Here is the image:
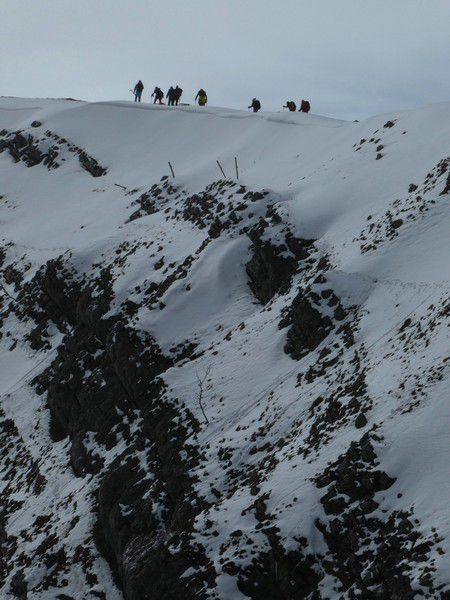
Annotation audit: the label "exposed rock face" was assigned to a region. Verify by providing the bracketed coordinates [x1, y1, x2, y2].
[78, 150, 107, 177]
[314, 433, 441, 599]
[245, 240, 297, 305]
[0, 132, 47, 168]
[285, 294, 333, 359]
[355, 156, 450, 253]
[227, 495, 321, 600]
[95, 462, 211, 600]
[16, 256, 219, 599]
[0, 129, 107, 176]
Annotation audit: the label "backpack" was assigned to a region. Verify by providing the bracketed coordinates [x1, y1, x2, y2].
[287, 101, 296, 112]
[254, 100, 261, 110]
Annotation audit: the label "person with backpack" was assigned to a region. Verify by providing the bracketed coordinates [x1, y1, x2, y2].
[248, 98, 261, 113]
[283, 101, 296, 112]
[166, 86, 176, 106]
[195, 89, 208, 106]
[174, 86, 183, 105]
[152, 87, 164, 104]
[133, 80, 144, 103]
[299, 99, 311, 113]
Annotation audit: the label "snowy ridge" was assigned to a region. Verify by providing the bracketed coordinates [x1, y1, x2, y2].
[0, 98, 449, 599]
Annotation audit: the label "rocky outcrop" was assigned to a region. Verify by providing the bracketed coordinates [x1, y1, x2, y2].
[223, 495, 321, 599]
[0, 129, 107, 176]
[78, 151, 107, 177]
[22, 257, 215, 598]
[284, 294, 333, 359]
[314, 433, 441, 599]
[0, 131, 55, 168]
[246, 241, 297, 305]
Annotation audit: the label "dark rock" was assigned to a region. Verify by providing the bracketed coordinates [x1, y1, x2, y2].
[399, 318, 412, 332]
[10, 570, 27, 599]
[20, 255, 213, 598]
[78, 151, 107, 177]
[313, 434, 439, 597]
[233, 497, 321, 599]
[246, 241, 297, 304]
[440, 170, 450, 196]
[391, 218, 403, 229]
[284, 234, 314, 259]
[355, 412, 368, 428]
[285, 294, 332, 359]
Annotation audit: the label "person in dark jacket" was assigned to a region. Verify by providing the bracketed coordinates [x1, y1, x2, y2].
[248, 98, 261, 113]
[167, 86, 176, 106]
[283, 100, 297, 112]
[152, 87, 164, 104]
[195, 89, 208, 106]
[174, 86, 183, 105]
[133, 80, 144, 102]
[299, 99, 311, 113]
[283, 101, 296, 112]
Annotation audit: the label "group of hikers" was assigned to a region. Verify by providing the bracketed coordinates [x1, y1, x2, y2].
[248, 98, 310, 113]
[284, 99, 311, 113]
[133, 80, 206, 106]
[133, 81, 310, 113]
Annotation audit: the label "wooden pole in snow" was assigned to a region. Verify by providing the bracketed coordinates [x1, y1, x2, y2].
[234, 156, 239, 180]
[168, 161, 175, 178]
[216, 160, 226, 179]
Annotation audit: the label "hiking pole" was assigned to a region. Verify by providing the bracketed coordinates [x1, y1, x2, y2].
[216, 160, 226, 179]
[234, 157, 239, 180]
[168, 162, 175, 178]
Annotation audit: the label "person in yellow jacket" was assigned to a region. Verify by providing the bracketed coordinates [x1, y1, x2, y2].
[195, 89, 208, 106]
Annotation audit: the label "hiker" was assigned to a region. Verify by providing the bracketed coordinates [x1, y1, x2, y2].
[299, 99, 311, 113]
[248, 98, 261, 113]
[167, 86, 176, 106]
[133, 80, 144, 103]
[195, 89, 208, 106]
[152, 87, 164, 104]
[283, 101, 296, 112]
[174, 86, 183, 105]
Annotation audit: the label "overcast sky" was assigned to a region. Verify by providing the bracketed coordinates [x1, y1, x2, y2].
[1, 0, 449, 120]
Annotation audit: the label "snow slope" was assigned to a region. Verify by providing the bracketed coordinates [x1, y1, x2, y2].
[0, 97, 449, 599]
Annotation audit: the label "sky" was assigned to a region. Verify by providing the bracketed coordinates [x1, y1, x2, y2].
[1, 0, 449, 120]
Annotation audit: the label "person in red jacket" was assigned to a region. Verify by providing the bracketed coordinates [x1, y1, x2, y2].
[300, 99, 311, 113]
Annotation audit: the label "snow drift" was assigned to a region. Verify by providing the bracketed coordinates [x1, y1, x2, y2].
[0, 97, 449, 599]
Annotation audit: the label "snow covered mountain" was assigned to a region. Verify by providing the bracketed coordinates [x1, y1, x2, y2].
[0, 97, 449, 600]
